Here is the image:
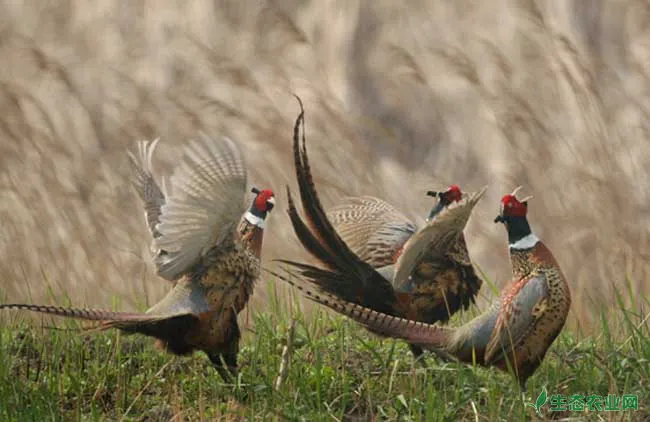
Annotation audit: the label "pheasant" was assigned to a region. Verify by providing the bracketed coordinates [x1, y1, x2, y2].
[326, 185, 464, 269]
[0, 134, 276, 382]
[276, 186, 571, 390]
[273, 98, 486, 361]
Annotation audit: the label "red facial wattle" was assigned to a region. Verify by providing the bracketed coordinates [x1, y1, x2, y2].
[444, 185, 463, 203]
[500, 194, 527, 217]
[254, 189, 275, 212]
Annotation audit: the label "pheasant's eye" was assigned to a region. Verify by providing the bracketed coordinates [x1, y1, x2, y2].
[507, 202, 513, 208]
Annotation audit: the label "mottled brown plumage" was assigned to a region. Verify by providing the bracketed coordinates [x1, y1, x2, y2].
[274, 98, 485, 360]
[325, 196, 417, 268]
[1, 134, 276, 382]
[276, 187, 571, 389]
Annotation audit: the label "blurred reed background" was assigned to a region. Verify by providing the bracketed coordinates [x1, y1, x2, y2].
[0, 0, 648, 335]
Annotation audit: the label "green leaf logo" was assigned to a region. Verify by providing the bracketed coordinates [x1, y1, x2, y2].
[525, 386, 548, 416]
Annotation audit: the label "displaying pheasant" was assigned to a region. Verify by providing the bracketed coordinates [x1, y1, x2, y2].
[277, 186, 571, 390]
[0, 134, 276, 382]
[274, 98, 486, 360]
[327, 185, 467, 268]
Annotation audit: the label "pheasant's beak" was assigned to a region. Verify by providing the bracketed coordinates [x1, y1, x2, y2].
[494, 214, 506, 224]
[266, 196, 276, 211]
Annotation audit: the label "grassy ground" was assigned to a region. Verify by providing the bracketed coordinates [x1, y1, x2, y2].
[0, 281, 648, 421]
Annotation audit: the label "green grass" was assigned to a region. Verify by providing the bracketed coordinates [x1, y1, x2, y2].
[0, 282, 648, 421]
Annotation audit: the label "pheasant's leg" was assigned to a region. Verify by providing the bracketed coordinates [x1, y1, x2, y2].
[409, 344, 428, 368]
[420, 345, 458, 364]
[207, 314, 241, 383]
[519, 379, 527, 395]
[208, 350, 238, 383]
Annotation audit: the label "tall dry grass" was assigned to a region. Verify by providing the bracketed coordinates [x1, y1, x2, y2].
[0, 0, 648, 334]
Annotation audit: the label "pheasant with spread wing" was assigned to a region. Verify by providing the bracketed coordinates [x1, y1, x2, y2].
[277, 187, 571, 390]
[1, 134, 276, 382]
[273, 99, 486, 360]
[327, 184, 469, 268]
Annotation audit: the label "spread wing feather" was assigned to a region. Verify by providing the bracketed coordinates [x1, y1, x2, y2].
[154, 133, 247, 280]
[327, 196, 417, 267]
[393, 186, 487, 286]
[128, 138, 166, 238]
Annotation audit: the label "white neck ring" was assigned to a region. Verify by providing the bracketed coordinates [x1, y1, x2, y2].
[244, 210, 265, 228]
[509, 233, 539, 250]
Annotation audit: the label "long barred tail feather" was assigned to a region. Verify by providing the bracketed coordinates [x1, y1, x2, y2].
[0, 303, 201, 342]
[0, 304, 160, 325]
[285, 187, 339, 270]
[290, 99, 351, 267]
[285, 97, 398, 313]
[273, 258, 373, 305]
[1, 303, 206, 357]
[265, 266, 449, 346]
[291, 97, 375, 274]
